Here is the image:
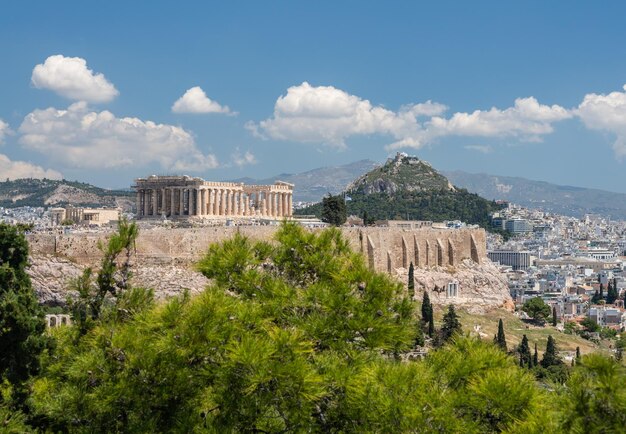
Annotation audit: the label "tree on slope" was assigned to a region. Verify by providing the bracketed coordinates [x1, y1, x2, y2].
[522, 297, 551, 324]
[440, 305, 462, 343]
[519, 334, 531, 368]
[496, 318, 506, 351]
[407, 262, 415, 299]
[321, 194, 347, 226]
[421, 291, 434, 337]
[541, 335, 562, 368]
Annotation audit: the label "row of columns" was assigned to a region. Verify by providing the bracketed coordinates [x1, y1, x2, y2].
[136, 187, 293, 218]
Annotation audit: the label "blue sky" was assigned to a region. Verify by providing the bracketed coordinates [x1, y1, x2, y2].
[2, 1, 626, 193]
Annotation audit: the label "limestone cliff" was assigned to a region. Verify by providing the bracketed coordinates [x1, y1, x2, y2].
[26, 226, 512, 313]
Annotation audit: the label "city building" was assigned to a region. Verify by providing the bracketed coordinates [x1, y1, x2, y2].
[488, 250, 531, 270]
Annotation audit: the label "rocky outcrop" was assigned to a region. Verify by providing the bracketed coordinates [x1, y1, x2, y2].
[347, 152, 454, 195]
[27, 254, 210, 306]
[398, 259, 513, 314]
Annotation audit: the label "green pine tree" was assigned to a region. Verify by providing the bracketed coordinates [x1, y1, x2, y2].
[552, 306, 557, 326]
[496, 318, 506, 351]
[0, 223, 47, 401]
[575, 346, 581, 364]
[533, 343, 539, 367]
[599, 283, 604, 301]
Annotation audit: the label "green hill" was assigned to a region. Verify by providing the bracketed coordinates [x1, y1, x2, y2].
[297, 153, 504, 228]
[0, 178, 134, 210]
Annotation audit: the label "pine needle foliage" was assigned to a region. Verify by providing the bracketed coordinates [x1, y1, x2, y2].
[26, 222, 626, 432]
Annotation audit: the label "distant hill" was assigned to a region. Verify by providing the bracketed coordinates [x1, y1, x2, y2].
[0, 178, 134, 211]
[443, 171, 626, 220]
[232, 159, 379, 203]
[298, 153, 504, 228]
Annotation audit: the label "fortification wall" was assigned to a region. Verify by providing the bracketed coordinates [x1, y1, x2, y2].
[27, 225, 486, 272]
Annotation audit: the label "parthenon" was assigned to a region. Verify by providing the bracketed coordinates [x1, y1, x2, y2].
[133, 175, 294, 219]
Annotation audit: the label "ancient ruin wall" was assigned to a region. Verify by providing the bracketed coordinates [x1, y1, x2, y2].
[28, 226, 486, 271]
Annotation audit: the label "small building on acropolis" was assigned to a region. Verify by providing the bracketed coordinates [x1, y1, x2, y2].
[50, 206, 121, 226]
[133, 175, 294, 219]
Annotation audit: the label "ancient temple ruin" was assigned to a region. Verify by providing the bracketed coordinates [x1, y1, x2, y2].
[133, 175, 294, 219]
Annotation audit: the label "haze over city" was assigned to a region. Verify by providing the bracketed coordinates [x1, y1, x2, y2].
[2, 1, 626, 193]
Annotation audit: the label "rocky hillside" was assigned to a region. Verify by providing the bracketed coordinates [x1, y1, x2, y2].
[0, 178, 134, 211]
[298, 153, 504, 228]
[348, 153, 454, 194]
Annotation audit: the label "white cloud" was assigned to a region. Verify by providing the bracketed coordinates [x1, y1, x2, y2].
[575, 84, 626, 159]
[250, 82, 425, 149]
[424, 97, 571, 143]
[18, 102, 218, 172]
[0, 154, 63, 180]
[31, 55, 119, 103]
[231, 149, 257, 168]
[0, 119, 11, 144]
[464, 144, 492, 154]
[172, 86, 234, 115]
[252, 82, 570, 151]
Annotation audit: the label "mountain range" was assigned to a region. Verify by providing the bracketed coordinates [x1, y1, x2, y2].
[442, 171, 626, 220]
[2, 158, 625, 220]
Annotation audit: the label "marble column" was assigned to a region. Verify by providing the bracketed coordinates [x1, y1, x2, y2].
[199, 189, 205, 216]
[136, 191, 141, 217]
[208, 189, 214, 215]
[288, 193, 293, 217]
[151, 190, 157, 216]
[189, 188, 195, 216]
[142, 190, 150, 217]
[278, 192, 285, 217]
[179, 188, 184, 216]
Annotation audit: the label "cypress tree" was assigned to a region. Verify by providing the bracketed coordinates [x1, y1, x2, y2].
[541, 335, 561, 368]
[422, 291, 434, 337]
[606, 280, 618, 304]
[440, 305, 462, 343]
[592, 290, 599, 304]
[575, 346, 581, 363]
[496, 318, 506, 351]
[599, 283, 604, 301]
[533, 343, 539, 367]
[408, 262, 415, 299]
[552, 306, 557, 326]
[519, 334, 531, 368]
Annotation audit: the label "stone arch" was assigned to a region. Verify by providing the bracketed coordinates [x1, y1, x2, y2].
[49, 316, 56, 327]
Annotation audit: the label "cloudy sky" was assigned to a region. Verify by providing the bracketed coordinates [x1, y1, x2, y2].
[2, 2, 626, 193]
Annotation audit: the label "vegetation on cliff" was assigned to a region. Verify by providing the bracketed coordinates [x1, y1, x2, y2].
[1, 222, 625, 432]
